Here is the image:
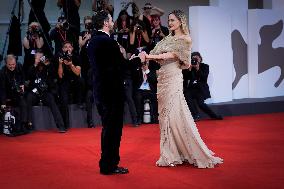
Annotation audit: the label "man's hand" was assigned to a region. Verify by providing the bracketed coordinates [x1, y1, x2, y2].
[119, 44, 127, 59]
[138, 51, 147, 62]
[59, 58, 64, 64]
[64, 60, 72, 66]
[84, 33, 92, 41]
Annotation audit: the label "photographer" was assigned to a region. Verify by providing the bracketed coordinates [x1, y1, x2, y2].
[92, 0, 114, 17]
[50, 16, 79, 56]
[79, 16, 95, 80]
[25, 51, 66, 133]
[129, 19, 150, 55]
[57, 0, 81, 39]
[139, 3, 165, 38]
[183, 52, 223, 121]
[79, 16, 96, 128]
[28, 0, 53, 57]
[57, 41, 83, 129]
[112, 10, 132, 58]
[23, 22, 44, 76]
[133, 61, 160, 124]
[150, 15, 169, 50]
[0, 55, 29, 132]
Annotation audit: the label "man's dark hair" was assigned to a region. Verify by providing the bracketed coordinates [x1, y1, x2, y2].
[191, 51, 203, 62]
[93, 10, 110, 30]
[62, 40, 73, 47]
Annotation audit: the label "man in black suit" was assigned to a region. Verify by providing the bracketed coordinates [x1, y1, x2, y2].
[87, 10, 142, 175]
[183, 52, 223, 121]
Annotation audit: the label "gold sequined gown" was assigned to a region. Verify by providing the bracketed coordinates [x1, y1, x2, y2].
[150, 35, 223, 168]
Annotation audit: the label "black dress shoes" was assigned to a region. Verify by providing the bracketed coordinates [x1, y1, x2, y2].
[100, 167, 129, 175]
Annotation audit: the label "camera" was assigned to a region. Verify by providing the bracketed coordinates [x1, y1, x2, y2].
[58, 16, 70, 31]
[27, 25, 41, 38]
[191, 57, 199, 66]
[59, 51, 72, 61]
[85, 23, 94, 31]
[62, 21, 70, 31]
[39, 56, 46, 63]
[135, 24, 143, 32]
[38, 56, 49, 67]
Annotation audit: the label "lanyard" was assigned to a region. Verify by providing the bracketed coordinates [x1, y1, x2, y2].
[58, 29, 67, 42]
[137, 34, 142, 48]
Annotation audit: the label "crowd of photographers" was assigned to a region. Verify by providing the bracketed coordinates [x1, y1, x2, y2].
[0, 0, 222, 135]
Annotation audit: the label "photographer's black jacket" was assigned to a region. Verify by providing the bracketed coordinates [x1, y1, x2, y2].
[0, 64, 25, 104]
[25, 63, 58, 95]
[182, 62, 211, 100]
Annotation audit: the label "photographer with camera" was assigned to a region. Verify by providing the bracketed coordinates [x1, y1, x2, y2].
[112, 9, 132, 58]
[92, 0, 114, 17]
[139, 3, 165, 38]
[79, 16, 96, 128]
[129, 19, 150, 55]
[150, 15, 169, 50]
[132, 61, 160, 124]
[0, 55, 30, 133]
[57, 41, 83, 130]
[23, 22, 44, 76]
[79, 16, 95, 80]
[57, 0, 81, 39]
[182, 52, 223, 121]
[25, 51, 66, 133]
[50, 16, 79, 56]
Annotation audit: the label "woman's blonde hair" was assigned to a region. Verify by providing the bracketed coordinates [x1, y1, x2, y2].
[169, 10, 189, 35]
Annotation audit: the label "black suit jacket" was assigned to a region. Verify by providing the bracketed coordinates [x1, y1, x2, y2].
[182, 62, 211, 100]
[87, 31, 141, 104]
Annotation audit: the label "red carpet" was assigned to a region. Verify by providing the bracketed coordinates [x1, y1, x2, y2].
[1, 113, 284, 189]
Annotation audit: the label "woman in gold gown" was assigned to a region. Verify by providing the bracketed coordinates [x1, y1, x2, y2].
[140, 10, 223, 168]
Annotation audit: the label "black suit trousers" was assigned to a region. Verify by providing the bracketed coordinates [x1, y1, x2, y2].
[97, 99, 124, 173]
